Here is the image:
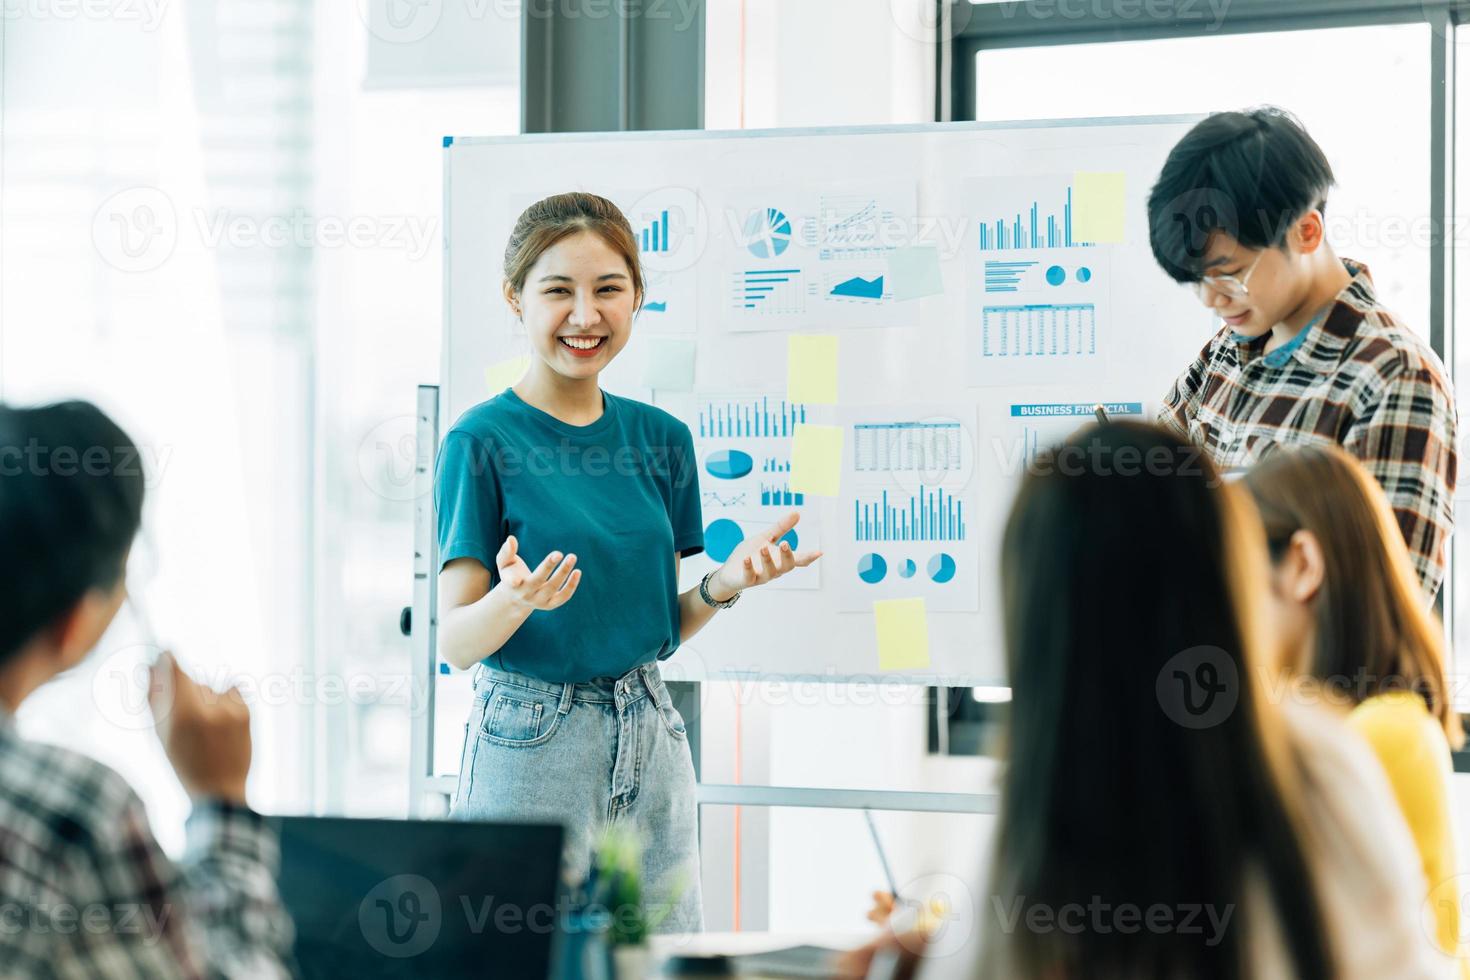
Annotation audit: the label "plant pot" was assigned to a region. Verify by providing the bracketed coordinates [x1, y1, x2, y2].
[613, 943, 653, 980]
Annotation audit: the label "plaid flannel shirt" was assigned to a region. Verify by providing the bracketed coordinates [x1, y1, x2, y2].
[0, 711, 294, 979]
[1160, 260, 1458, 600]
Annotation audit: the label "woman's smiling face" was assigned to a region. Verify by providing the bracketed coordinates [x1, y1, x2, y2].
[509, 230, 639, 380]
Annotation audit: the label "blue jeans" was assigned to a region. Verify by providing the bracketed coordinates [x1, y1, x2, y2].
[449, 661, 703, 934]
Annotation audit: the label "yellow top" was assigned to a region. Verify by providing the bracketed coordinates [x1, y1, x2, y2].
[1347, 691, 1465, 971]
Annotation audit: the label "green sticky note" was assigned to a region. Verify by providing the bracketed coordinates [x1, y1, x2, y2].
[787, 334, 839, 405]
[644, 338, 696, 392]
[1072, 172, 1127, 244]
[886, 246, 944, 302]
[485, 356, 531, 393]
[790, 423, 843, 497]
[875, 598, 931, 671]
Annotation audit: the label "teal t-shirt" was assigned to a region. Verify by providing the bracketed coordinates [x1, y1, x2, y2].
[435, 387, 704, 683]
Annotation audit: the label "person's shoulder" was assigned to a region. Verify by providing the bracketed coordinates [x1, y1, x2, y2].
[447, 391, 520, 439]
[443, 392, 533, 456]
[1344, 300, 1448, 387]
[1178, 324, 1238, 377]
[1280, 700, 1390, 800]
[606, 392, 692, 441]
[0, 734, 142, 854]
[1348, 691, 1449, 766]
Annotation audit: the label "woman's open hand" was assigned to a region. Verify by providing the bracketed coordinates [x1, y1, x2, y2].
[710, 511, 822, 599]
[493, 535, 581, 614]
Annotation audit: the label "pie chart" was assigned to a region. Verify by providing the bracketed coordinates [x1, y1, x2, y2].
[898, 559, 917, 579]
[928, 553, 957, 584]
[705, 519, 745, 563]
[858, 553, 887, 584]
[705, 449, 754, 480]
[743, 207, 792, 259]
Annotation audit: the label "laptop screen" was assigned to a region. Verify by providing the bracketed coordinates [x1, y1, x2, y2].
[269, 816, 565, 979]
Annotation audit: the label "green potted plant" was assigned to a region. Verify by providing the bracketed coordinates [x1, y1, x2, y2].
[592, 825, 650, 979]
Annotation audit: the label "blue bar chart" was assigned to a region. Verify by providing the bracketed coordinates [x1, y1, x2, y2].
[1007, 404, 1146, 470]
[761, 483, 804, 506]
[759, 458, 804, 506]
[1020, 426, 1042, 468]
[640, 209, 670, 253]
[854, 487, 966, 543]
[981, 303, 1097, 358]
[977, 185, 1093, 251]
[697, 397, 809, 439]
[984, 260, 1038, 293]
[731, 269, 805, 314]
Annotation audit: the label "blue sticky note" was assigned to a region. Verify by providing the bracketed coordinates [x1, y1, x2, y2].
[886, 246, 944, 302]
[644, 338, 697, 392]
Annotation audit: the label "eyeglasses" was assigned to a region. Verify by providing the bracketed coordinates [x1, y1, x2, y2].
[1194, 251, 1264, 299]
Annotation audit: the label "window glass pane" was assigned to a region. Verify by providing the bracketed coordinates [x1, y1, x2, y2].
[1, 2, 521, 835]
[975, 25, 1432, 333]
[0, 3, 316, 851]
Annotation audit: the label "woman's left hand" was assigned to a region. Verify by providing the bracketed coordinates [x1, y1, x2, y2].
[710, 511, 822, 599]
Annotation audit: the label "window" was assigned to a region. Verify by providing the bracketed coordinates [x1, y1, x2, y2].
[974, 25, 1433, 333]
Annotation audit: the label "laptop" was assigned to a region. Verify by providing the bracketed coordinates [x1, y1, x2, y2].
[269, 816, 565, 979]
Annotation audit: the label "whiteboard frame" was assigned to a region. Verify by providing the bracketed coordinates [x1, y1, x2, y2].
[441, 113, 1206, 149]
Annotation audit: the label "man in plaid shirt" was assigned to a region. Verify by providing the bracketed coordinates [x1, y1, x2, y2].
[0, 402, 294, 978]
[1148, 108, 1457, 599]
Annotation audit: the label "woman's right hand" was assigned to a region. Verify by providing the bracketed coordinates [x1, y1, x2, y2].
[867, 890, 896, 925]
[494, 534, 581, 614]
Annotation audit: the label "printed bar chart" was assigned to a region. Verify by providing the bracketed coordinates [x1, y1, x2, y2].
[977, 186, 1093, 251]
[698, 397, 809, 438]
[984, 260, 1038, 293]
[761, 482, 805, 506]
[732, 269, 804, 314]
[854, 487, 966, 543]
[853, 422, 962, 473]
[981, 303, 1097, 358]
[640, 209, 670, 253]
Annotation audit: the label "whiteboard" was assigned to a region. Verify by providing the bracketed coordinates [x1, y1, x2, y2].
[437, 116, 1214, 742]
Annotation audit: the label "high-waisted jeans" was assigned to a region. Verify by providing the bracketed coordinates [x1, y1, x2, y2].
[449, 661, 703, 934]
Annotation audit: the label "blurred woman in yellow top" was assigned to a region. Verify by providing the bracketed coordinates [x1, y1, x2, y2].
[1243, 444, 1466, 970]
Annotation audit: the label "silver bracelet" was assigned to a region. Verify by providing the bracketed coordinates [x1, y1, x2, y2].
[699, 570, 742, 610]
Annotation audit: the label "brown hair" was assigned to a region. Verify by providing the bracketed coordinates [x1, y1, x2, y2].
[502, 192, 644, 307]
[1243, 445, 1463, 747]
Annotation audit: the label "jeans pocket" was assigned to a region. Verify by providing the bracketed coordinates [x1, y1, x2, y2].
[655, 698, 688, 740]
[480, 685, 564, 747]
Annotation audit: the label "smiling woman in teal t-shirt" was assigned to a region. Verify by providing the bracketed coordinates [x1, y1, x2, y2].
[435, 191, 821, 933]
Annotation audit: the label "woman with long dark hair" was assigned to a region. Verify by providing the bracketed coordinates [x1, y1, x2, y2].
[883, 423, 1449, 980]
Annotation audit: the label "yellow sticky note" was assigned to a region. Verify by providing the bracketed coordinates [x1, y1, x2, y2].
[485, 356, 531, 394]
[787, 334, 839, 405]
[790, 423, 843, 497]
[1072, 172, 1127, 245]
[875, 598, 930, 671]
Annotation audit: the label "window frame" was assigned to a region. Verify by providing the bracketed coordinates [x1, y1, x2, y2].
[943, 0, 1464, 720]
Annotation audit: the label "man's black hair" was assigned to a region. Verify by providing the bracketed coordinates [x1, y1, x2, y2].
[0, 401, 145, 662]
[1147, 106, 1335, 283]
